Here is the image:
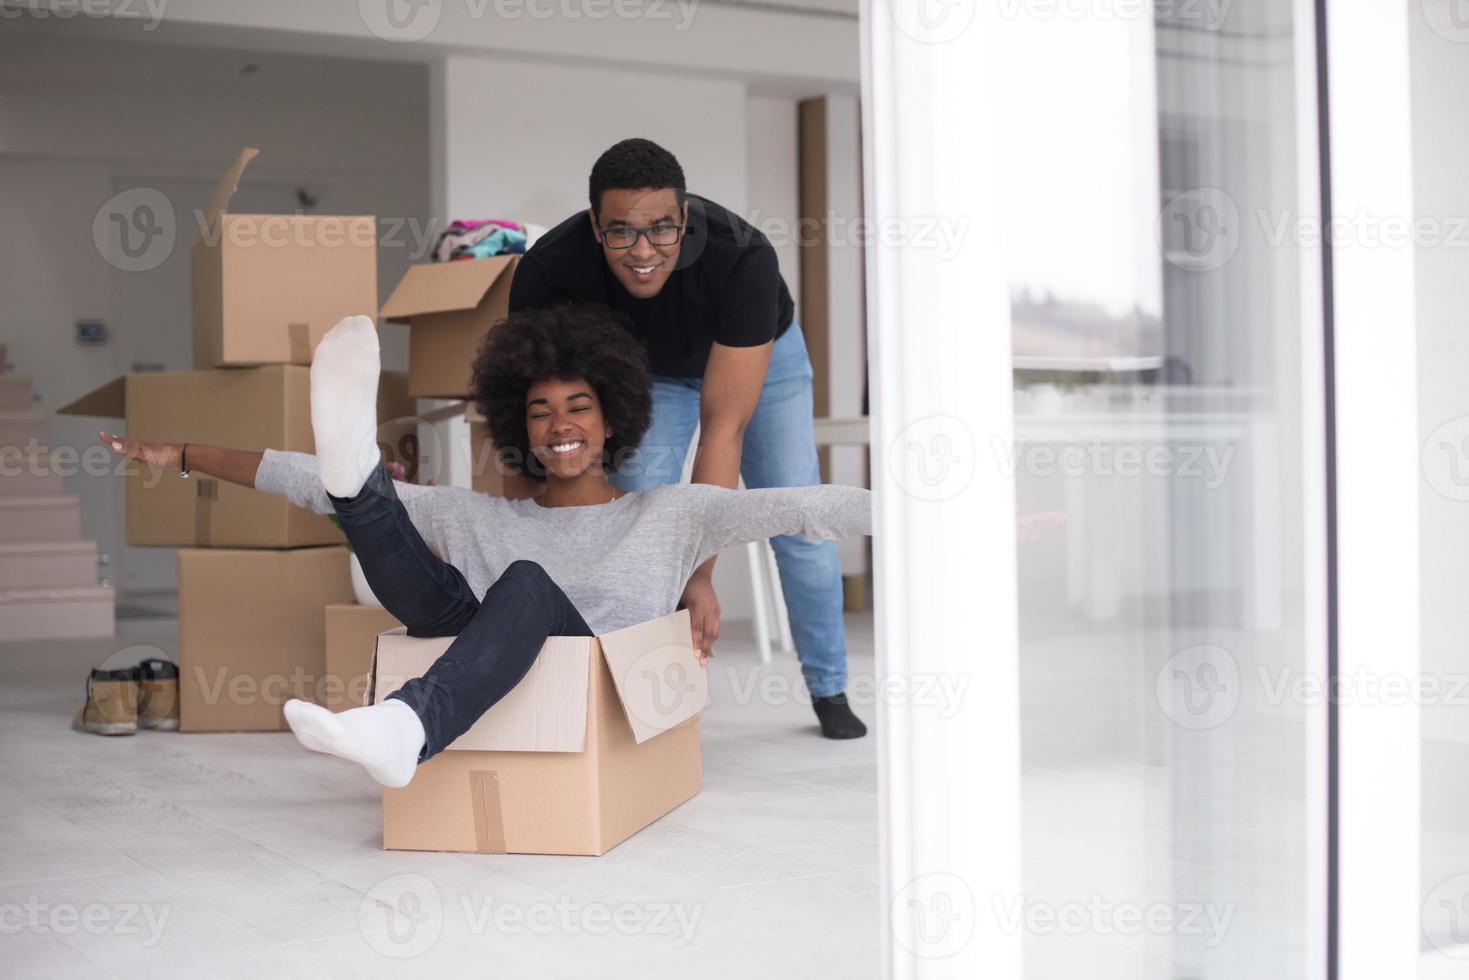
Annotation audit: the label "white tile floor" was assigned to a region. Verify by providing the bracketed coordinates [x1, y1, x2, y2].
[12, 601, 1465, 978]
[0, 608, 881, 979]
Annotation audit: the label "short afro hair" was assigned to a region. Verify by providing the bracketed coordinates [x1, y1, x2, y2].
[588, 138, 686, 214]
[471, 303, 652, 482]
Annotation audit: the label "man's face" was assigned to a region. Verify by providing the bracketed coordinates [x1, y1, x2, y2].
[590, 187, 686, 300]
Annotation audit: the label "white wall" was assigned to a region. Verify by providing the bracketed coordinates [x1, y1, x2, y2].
[1411, 4, 1469, 744]
[0, 36, 429, 595]
[432, 54, 747, 225]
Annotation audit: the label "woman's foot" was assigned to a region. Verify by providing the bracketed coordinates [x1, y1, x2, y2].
[283, 698, 425, 788]
[310, 315, 382, 498]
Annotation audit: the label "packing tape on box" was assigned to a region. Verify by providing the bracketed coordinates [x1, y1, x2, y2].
[469, 770, 507, 854]
[288, 323, 311, 365]
[195, 478, 217, 545]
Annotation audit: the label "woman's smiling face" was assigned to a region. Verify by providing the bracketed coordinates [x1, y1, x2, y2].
[524, 376, 613, 480]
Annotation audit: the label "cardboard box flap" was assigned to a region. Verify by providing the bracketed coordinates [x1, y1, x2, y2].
[596, 610, 708, 744]
[379, 255, 518, 321]
[370, 628, 592, 753]
[201, 147, 259, 239]
[57, 376, 126, 418]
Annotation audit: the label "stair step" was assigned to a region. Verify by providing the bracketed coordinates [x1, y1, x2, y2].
[0, 541, 98, 589]
[0, 495, 81, 543]
[0, 409, 46, 452]
[0, 375, 33, 411]
[0, 448, 63, 496]
[0, 584, 114, 641]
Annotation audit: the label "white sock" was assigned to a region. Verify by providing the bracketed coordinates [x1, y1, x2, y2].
[283, 697, 425, 788]
[310, 314, 382, 498]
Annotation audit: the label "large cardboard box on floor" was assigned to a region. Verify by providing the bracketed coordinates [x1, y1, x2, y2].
[59, 366, 412, 548]
[370, 610, 705, 856]
[324, 602, 402, 712]
[379, 255, 519, 399]
[178, 546, 353, 732]
[193, 148, 378, 369]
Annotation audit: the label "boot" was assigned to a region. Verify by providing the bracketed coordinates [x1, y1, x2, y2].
[71, 667, 139, 736]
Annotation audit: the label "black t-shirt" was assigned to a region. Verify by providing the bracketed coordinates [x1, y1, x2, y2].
[508, 194, 795, 378]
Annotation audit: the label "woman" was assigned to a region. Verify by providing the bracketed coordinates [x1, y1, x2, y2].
[101, 305, 871, 788]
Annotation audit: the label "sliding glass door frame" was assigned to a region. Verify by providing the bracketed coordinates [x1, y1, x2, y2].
[860, 0, 1421, 976]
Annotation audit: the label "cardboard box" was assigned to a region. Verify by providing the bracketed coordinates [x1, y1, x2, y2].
[380, 255, 519, 398]
[178, 546, 353, 732]
[324, 602, 402, 712]
[192, 148, 378, 369]
[0, 495, 80, 543]
[0, 585, 113, 640]
[0, 541, 97, 590]
[59, 367, 413, 548]
[370, 609, 706, 856]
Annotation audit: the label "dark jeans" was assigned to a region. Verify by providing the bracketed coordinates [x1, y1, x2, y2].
[328, 464, 593, 762]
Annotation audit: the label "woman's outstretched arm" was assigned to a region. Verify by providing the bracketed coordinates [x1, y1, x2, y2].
[686, 483, 873, 567]
[98, 434, 453, 549]
[100, 433, 263, 488]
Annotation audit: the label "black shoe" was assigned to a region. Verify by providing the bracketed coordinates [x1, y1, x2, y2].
[812, 693, 867, 739]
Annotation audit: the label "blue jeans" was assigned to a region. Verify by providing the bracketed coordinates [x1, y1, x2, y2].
[328, 464, 594, 762]
[610, 322, 849, 698]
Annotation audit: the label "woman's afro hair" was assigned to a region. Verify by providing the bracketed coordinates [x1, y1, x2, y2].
[470, 303, 653, 482]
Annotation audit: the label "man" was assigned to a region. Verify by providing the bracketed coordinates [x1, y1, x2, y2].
[508, 138, 865, 739]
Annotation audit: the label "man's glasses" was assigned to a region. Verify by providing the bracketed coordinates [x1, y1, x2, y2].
[597, 221, 686, 249]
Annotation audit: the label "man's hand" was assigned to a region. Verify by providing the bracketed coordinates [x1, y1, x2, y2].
[679, 574, 721, 666]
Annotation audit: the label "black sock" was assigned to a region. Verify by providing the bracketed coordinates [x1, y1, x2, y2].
[812, 693, 867, 739]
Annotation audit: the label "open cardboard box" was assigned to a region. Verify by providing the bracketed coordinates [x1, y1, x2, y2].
[379, 254, 519, 399]
[193, 148, 378, 369]
[59, 366, 412, 548]
[370, 609, 707, 856]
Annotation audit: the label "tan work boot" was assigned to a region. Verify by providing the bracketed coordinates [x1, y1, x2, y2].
[71, 667, 140, 736]
[136, 658, 179, 731]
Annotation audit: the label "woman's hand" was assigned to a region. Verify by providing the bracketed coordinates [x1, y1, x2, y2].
[98, 431, 182, 474]
[679, 574, 720, 667]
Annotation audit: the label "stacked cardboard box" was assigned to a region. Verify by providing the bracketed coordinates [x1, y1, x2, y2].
[59, 148, 398, 731]
[0, 369, 115, 641]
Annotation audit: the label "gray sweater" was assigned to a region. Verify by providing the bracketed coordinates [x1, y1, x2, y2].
[255, 450, 872, 634]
